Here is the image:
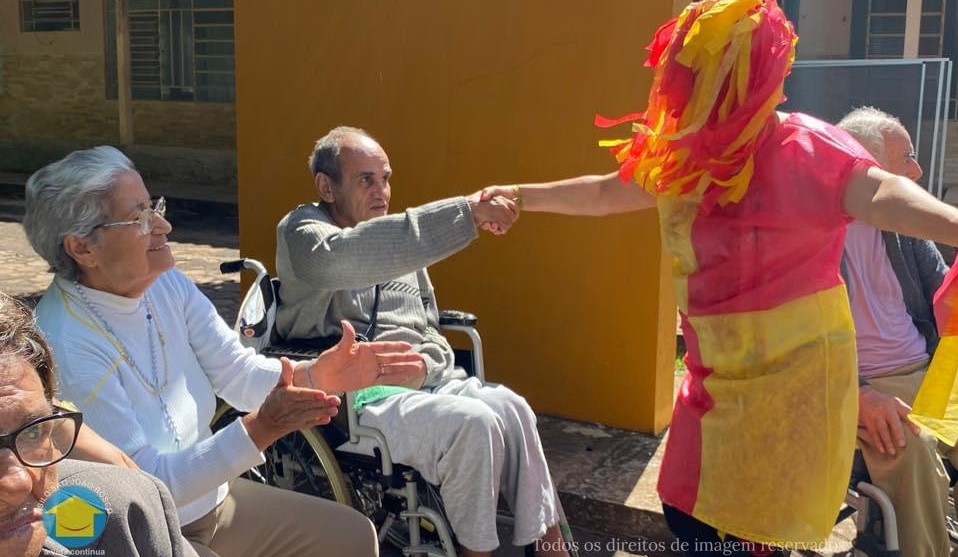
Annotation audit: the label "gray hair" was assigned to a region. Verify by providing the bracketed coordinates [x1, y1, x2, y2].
[307, 125, 375, 181]
[23, 146, 136, 280]
[837, 106, 907, 162]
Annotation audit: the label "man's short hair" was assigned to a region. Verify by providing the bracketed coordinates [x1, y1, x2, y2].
[307, 126, 376, 182]
[837, 106, 907, 162]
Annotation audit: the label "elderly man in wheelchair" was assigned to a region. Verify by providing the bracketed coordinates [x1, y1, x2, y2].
[256, 125, 569, 557]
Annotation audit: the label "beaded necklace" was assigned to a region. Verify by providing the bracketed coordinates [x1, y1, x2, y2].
[70, 281, 181, 448]
[73, 280, 169, 394]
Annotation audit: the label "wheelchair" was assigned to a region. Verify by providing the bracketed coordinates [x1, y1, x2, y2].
[212, 258, 577, 557]
[838, 452, 901, 557]
[839, 450, 958, 557]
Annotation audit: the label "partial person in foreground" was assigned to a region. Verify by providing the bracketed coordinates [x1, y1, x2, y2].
[24, 146, 426, 557]
[0, 290, 198, 557]
[838, 106, 954, 557]
[275, 126, 567, 557]
[483, 0, 958, 554]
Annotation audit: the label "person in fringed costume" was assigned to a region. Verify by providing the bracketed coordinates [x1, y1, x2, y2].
[481, 0, 958, 552]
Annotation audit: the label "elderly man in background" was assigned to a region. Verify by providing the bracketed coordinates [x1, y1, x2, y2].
[838, 106, 955, 557]
[275, 126, 568, 557]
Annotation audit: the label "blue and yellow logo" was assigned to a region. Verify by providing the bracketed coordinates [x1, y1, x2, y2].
[42, 486, 107, 548]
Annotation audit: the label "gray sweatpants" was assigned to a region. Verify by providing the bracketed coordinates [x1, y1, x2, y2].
[358, 377, 559, 552]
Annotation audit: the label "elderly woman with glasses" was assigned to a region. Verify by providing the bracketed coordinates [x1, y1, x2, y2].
[23, 146, 426, 557]
[0, 290, 199, 557]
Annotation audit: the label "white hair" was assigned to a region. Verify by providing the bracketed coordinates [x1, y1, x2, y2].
[836, 106, 907, 162]
[23, 146, 136, 280]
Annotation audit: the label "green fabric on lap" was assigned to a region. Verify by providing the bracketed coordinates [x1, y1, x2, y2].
[352, 385, 413, 411]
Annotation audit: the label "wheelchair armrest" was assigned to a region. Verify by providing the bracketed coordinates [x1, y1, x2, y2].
[439, 310, 477, 327]
[439, 311, 484, 381]
[345, 392, 398, 487]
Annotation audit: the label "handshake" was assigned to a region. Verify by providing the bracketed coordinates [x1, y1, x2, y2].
[467, 185, 523, 236]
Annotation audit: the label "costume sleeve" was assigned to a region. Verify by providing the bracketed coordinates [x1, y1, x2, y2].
[55, 342, 264, 507]
[770, 117, 878, 229]
[171, 270, 280, 411]
[281, 197, 478, 290]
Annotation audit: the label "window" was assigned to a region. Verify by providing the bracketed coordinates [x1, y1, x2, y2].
[20, 0, 80, 32]
[865, 0, 946, 58]
[105, 0, 234, 102]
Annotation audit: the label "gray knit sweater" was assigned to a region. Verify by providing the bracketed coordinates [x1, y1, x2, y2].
[275, 198, 478, 388]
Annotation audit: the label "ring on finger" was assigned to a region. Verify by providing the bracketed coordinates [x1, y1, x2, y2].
[377, 363, 386, 378]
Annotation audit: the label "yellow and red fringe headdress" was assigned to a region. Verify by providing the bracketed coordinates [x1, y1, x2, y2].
[597, 0, 797, 204]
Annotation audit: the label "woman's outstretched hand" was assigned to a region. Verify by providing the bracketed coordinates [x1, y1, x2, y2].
[297, 320, 426, 393]
[244, 357, 341, 450]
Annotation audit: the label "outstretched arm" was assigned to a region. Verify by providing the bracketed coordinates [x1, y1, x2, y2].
[293, 320, 427, 392]
[483, 172, 656, 217]
[844, 165, 958, 246]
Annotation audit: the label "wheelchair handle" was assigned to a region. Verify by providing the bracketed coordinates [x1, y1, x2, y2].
[219, 259, 246, 274]
[220, 258, 270, 278]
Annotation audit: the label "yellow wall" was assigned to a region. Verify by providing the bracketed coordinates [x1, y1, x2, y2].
[234, 0, 676, 432]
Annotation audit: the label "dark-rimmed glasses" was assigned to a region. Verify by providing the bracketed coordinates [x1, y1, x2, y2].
[0, 406, 82, 467]
[95, 197, 167, 235]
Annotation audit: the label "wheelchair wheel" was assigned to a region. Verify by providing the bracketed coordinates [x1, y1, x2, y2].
[335, 456, 457, 556]
[211, 403, 354, 506]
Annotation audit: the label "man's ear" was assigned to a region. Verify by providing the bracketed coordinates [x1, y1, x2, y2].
[315, 173, 336, 204]
[62, 234, 98, 270]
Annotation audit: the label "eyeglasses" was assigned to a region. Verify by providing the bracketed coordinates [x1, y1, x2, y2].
[95, 197, 167, 235]
[0, 406, 82, 468]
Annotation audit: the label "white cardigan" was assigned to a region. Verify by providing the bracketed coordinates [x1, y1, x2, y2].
[36, 269, 281, 525]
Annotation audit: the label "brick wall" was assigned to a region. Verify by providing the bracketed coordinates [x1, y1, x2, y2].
[0, 50, 236, 174]
[133, 101, 235, 149]
[0, 53, 116, 143]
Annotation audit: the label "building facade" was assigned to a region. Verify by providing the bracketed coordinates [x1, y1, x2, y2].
[0, 0, 235, 183]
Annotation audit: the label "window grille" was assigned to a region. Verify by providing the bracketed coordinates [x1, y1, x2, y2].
[866, 0, 946, 58]
[20, 0, 80, 32]
[105, 0, 234, 102]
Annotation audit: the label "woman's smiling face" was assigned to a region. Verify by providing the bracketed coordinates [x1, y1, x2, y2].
[77, 171, 175, 298]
